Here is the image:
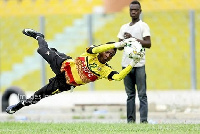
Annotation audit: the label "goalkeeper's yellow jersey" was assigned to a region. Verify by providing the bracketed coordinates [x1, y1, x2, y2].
[60, 43, 133, 86]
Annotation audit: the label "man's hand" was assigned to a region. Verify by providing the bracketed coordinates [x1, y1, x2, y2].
[123, 37, 137, 44]
[124, 32, 132, 39]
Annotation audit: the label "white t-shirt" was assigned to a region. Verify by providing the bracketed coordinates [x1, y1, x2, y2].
[117, 20, 150, 67]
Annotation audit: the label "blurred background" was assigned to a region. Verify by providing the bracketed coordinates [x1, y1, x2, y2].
[0, 0, 200, 123]
[0, 0, 200, 91]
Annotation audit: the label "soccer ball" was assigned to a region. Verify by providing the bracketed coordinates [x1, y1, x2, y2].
[123, 38, 144, 59]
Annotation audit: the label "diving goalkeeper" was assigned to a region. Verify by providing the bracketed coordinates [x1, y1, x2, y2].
[6, 29, 143, 114]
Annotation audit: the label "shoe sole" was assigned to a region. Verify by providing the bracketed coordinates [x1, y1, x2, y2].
[22, 28, 44, 39]
[22, 29, 36, 37]
[6, 106, 16, 114]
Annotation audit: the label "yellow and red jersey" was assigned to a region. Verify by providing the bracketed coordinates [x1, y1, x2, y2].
[60, 43, 133, 86]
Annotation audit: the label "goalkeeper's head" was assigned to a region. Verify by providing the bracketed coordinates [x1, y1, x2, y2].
[98, 49, 117, 64]
[97, 42, 117, 64]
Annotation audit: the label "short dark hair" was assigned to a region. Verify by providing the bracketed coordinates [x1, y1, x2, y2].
[130, 0, 141, 8]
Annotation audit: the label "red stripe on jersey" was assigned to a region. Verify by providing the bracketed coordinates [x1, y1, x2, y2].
[78, 57, 98, 82]
[64, 62, 79, 86]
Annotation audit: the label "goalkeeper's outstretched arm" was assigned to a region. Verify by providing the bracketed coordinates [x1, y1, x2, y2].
[87, 41, 125, 54]
[111, 60, 138, 81]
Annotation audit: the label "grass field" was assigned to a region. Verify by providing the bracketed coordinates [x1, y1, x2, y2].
[0, 122, 199, 134]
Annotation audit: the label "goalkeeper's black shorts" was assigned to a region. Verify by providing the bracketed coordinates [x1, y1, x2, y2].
[37, 38, 74, 92]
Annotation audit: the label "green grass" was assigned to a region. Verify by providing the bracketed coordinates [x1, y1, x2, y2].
[0, 122, 199, 134]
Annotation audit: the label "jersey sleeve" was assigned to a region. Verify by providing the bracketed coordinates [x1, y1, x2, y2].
[108, 71, 119, 80]
[111, 65, 133, 81]
[117, 24, 126, 39]
[142, 22, 151, 37]
[87, 43, 116, 54]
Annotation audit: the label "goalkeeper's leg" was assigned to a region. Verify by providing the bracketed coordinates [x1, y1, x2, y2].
[37, 37, 72, 74]
[23, 28, 72, 74]
[6, 73, 72, 114]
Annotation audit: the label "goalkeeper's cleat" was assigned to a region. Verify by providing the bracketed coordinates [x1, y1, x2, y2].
[22, 28, 44, 39]
[6, 102, 24, 114]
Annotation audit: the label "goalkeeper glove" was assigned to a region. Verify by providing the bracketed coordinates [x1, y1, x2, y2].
[130, 55, 141, 67]
[114, 41, 125, 48]
[129, 48, 145, 67]
[114, 37, 137, 48]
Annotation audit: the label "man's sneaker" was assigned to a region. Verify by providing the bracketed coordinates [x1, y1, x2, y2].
[22, 28, 44, 39]
[141, 120, 148, 124]
[6, 102, 24, 114]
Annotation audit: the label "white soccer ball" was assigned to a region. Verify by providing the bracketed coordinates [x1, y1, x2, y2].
[123, 38, 144, 59]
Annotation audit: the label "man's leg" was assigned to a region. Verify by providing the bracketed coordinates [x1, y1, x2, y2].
[6, 73, 72, 114]
[136, 66, 148, 123]
[123, 67, 136, 123]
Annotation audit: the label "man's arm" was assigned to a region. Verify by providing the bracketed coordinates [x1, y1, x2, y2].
[137, 36, 151, 48]
[118, 32, 151, 50]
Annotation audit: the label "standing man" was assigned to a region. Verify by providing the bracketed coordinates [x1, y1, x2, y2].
[117, 0, 151, 123]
